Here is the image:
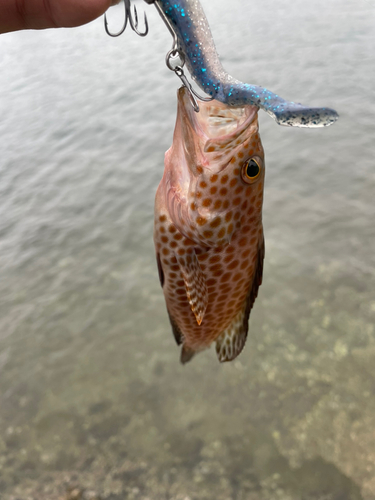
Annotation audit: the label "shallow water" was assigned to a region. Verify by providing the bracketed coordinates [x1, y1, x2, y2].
[0, 0, 374, 498]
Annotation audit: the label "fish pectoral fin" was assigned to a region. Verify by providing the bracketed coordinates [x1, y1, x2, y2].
[176, 248, 208, 326]
[216, 235, 265, 363]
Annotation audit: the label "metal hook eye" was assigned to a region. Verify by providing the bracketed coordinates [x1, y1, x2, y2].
[166, 49, 185, 72]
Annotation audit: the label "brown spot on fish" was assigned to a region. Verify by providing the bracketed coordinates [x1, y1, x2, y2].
[202, 198, 212, 207]
[159, 215, 167, 223]
[210, 217, 221, 228]
[210, 186, 218, 194]
[196, 216, 207, 226]
[207, 278, 217, 286]
[221, 175, 229, 184]
[209, 255, 221, 264]
[199, 253, 210, 261]
[224, 253, 234, 263]
[223, 200, 230, 209]
[218, 227, 226, 239]
[214, 200, 222, 210]
[227, 260, 239, 270]
[210, 174, 218, 183]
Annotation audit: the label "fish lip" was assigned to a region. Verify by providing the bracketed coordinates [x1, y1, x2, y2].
[178, 86, 258, 143]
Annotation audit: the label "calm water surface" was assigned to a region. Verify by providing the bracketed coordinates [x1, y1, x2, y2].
[0, 0, 374, 498]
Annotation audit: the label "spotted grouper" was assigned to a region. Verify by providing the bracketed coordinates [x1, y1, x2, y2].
[154, 86, 265, 363]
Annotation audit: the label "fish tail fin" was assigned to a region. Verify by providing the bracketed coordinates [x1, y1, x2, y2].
[180, 344, 196, 364]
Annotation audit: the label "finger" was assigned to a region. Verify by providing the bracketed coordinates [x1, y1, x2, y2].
[0, 0, 115, 34]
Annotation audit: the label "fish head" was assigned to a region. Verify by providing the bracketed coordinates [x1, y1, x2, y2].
[165, 86, 265, 245]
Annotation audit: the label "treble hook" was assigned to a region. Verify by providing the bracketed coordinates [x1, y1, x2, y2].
[104, 0, 149, 38]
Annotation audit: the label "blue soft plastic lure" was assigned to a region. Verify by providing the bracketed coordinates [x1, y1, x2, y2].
[155, 0, 338, 127]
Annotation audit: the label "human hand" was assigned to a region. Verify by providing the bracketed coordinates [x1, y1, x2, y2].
[0, 0, 120, 34]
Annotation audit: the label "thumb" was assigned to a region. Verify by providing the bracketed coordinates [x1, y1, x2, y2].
[1, 0, 119, 34]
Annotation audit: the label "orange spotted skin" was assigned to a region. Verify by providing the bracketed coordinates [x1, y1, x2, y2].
[154, 87, 265, 363]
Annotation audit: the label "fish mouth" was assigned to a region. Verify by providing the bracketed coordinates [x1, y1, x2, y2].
[178, 86, 258, 142]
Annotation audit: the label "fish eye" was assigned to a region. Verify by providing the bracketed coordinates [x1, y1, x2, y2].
[241, 157, 262, 184]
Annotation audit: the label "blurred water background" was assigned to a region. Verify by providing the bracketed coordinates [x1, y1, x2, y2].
[0, 0, 374, 498]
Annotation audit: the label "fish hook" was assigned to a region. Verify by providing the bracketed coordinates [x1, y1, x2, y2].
[104, 0, 149, 38]
[166, 49, 212, 113]
[160, 3, 213, 113]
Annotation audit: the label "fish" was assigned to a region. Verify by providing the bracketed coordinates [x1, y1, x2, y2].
[154, 0, 338, 127]
[154, 86, 265, 363]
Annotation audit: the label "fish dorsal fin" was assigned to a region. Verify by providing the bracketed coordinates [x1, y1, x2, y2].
[216, 235, 265, 362]
[156, 253, 165, 288]
[176, 247, 208, 325]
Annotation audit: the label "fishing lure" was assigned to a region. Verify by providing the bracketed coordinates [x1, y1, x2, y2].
[106, 0, 338, 127]
[104, 0, 338, 363]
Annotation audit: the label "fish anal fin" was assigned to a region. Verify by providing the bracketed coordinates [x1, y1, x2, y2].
[176, 247, 208, 325]
[216, 235, 265, 363]
[180, 344, 196, 365]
